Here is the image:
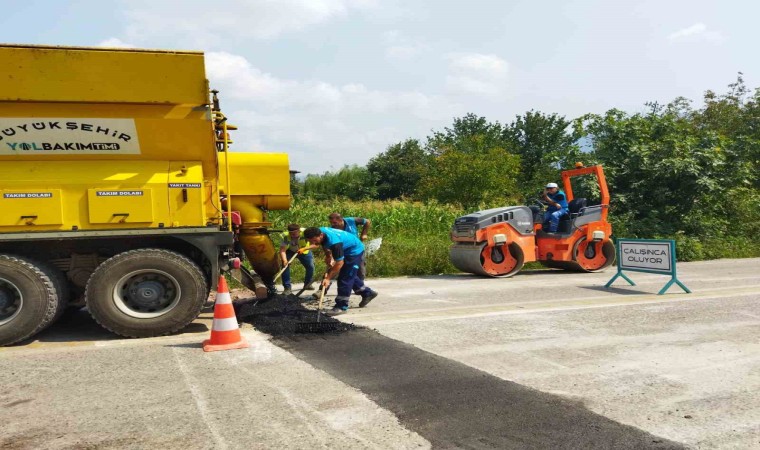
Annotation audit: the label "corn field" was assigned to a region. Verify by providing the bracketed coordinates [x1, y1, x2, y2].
[268, 197, 465, 279]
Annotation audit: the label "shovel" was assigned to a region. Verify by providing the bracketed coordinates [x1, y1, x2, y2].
[293, 277, 313, 298]
[295, 276, 339, 333]
[272, 252, 299, 285]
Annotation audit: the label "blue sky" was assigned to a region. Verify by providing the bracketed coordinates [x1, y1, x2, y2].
[2, 0, 757, 174]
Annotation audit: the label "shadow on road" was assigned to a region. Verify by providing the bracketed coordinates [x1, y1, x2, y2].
[581, 285, 661, 295]
[164, 342, 203, 349]
[401, 269, 563, 282]
[27, 309, 117, 344]
[13, 309, 210, 347]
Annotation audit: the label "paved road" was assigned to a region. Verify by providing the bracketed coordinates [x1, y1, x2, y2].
[1, 258, 758, 449]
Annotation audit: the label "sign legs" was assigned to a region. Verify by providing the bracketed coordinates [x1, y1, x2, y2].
[604, 270, 636, 288]
[657, 277, 692, 295]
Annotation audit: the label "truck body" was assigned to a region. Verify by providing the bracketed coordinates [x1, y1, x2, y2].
[0, 45, 289, 345]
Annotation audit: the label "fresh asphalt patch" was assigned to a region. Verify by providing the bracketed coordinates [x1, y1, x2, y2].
[239, 295, 684, 449]
[235, 294, 358, 335]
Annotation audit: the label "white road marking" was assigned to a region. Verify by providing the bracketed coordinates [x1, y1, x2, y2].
[273, 385, 385, 450]
[349, 286, 760, 326]
[172, 348, 228, 450]
[270, 385, 330, 449]
[235, 363, 385, 449]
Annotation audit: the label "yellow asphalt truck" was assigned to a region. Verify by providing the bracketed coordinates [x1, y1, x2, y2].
[0, 45, 289, 345]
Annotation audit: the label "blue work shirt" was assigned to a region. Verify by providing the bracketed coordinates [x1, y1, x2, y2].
[336, 217, 365, 236]
[320, 227, 364, 261]
[546, 189, 569, 213]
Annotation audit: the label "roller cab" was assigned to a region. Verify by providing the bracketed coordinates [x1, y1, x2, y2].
[536, 164, 615, 272]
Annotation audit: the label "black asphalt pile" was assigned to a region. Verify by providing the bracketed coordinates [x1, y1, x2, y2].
[234, 294, 359, 336]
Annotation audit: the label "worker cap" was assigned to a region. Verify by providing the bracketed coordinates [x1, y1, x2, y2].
[545, 182, 559, 188]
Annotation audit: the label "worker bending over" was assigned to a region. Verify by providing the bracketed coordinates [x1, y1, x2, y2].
[304, 226, 378, 316]
[329, 212, 371, 278]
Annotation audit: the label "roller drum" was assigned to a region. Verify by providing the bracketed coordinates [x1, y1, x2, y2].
[450, 242, 524, 278]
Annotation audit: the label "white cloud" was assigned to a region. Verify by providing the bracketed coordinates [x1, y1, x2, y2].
[207, 51, 453, 117]
[386, 45, 425, 60]
[205, 52, 458, 173]
[119, 0, 378, 46]
[667, 23, 725, 43]
[96, 38, 136, 48]
[382, 29, 426, 60]
[445, 53, 509, 96]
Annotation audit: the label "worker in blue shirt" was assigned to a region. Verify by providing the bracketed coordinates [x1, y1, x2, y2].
[543, 182, 569, 233]
[304, 226, 378, 315]
[328, 212, 371, 279]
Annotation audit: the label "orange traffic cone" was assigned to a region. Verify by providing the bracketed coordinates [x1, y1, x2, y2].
[203, 275, 249, 352]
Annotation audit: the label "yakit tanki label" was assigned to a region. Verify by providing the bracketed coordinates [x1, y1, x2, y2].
[0, 118, 141, 155]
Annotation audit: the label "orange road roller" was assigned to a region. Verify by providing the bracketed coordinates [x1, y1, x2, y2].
[449, 164, 616, 277]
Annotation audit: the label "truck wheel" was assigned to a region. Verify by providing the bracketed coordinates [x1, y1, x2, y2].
[37, 262, 71, 325]
[85, 249, 207, 338]
[0, 255, 59, 346]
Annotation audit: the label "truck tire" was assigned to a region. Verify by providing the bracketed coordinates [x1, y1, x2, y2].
[0, 255, 59, 346]
[85, 249, 207, 338]
[37, 262, 71, 325]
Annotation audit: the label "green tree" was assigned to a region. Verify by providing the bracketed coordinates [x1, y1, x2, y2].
[693, 75, 760, 240]
[367, 139, 429, 200]
[696, 74, 760, 190]
[419, 147, 521, 209]
[578, 100, 728, 238]
[289, 172, 303, 197]
[426, 113, 506, 156]
[503, 110, 582, 196]
[301, 165, 377, 200]
[419, 113, 521, 208]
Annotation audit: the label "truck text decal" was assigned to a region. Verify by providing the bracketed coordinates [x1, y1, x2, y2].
[96, 191, 144, 197]
[0, 118, 141, 155]
[3, 192, 53, 199]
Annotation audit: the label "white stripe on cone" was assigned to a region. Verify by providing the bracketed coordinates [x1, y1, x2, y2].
[214, 291, 232, 305]
[211, 317, 239, 332]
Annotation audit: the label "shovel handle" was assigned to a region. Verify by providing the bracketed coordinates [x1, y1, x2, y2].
[315, 273, 331, 322]
[273, 252, 299, 283]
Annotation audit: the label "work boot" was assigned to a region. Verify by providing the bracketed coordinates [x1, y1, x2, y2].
[359, 289, 378, 308]
[304, 282, 316, 290]
[324, 307, 347, 316]
[282, 287, 293, 295]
